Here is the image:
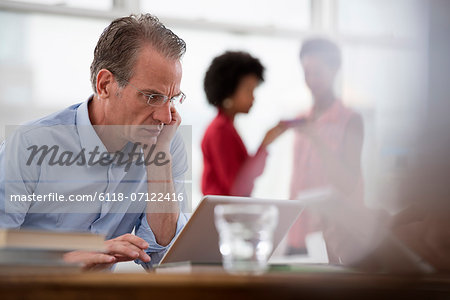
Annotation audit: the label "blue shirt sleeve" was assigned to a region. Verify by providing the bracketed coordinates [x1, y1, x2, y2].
[0, 130, 38, 228]
[134, 211, 187, 269]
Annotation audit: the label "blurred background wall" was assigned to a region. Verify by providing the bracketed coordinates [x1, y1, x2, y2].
[0, 0, 444, 212]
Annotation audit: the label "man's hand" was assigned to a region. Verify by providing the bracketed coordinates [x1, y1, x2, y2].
[104, 233, 150, 263]
[63, 233, 151, 271]
[156, 105, 181, 149]
[63, 250, 116, 271]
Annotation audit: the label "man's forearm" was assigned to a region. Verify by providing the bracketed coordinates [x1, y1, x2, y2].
[145, 150, 179, 246]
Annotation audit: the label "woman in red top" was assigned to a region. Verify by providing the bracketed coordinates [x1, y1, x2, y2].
[201, 51, 286, 196]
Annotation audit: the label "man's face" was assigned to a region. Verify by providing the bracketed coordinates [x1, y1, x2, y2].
[110, 45, 182, 145]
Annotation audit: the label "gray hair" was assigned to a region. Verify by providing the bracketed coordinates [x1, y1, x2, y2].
[90, 13, 186, 93]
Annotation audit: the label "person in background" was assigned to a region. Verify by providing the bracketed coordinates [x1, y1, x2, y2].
[201, 51, 286, 196]
[286, 38, 364, 258]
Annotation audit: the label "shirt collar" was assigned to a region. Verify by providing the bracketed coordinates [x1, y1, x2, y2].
[76, 96, 146, 169]
[76, 96, 108, 167]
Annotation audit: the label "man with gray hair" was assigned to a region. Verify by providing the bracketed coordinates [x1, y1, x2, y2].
[0, 14, 189, 270]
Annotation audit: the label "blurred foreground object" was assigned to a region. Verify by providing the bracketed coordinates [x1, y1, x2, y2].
[315, 184, 449, 273]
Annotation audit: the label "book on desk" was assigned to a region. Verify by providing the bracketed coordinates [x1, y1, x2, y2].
[0, 228, 105, 274]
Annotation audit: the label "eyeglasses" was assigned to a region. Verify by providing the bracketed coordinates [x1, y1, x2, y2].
[125, 80, 186, 107]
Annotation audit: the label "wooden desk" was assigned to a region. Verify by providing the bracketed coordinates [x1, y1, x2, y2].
[0, 267, 449, 300]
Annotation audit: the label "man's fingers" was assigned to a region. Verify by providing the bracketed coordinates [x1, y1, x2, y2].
[114, 250, 151, 263]
[104, 234, 151, 262]
[106, 242, 142, 259]
[170, 106, 182, 126]
[84, 253, 117, 266]
[138, 249, 151, 262]
[79, 253, 116, 271]
[105, 241, 150, 262]
[63, 251, 116, 267]
[99, 234, 152, 263]
[112, 249, 151, 263]
[113, 233, 149, 249]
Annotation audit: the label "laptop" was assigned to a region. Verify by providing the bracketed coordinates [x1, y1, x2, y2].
[159, 195, 308, 265]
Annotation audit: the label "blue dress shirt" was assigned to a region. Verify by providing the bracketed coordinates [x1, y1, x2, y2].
[0, 98, 189, 268]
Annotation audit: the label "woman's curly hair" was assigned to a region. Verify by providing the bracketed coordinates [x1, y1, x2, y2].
[204, 51, 264, 107]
